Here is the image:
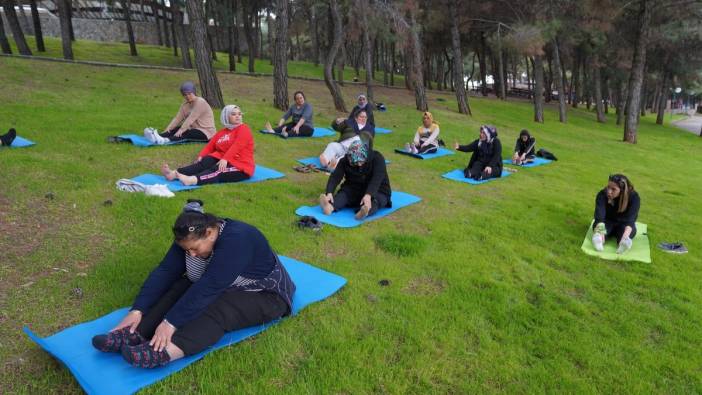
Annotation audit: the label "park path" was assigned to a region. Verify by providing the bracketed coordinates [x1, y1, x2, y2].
[672, 114, 702, 135]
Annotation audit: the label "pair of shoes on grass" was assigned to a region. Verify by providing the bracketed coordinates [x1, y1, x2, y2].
[143, 127, 169, 145]
[403, 142, 418, 154]
[0, 128, 17, 146]
[297, 215, 322, 231]
[657, 242, 688, 254]
[92, 327, 170, 368]
[294, 164, 319, 173]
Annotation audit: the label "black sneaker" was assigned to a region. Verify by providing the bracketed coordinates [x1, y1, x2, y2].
[297, 216, 322, 231]
[657, 242, 688, 254]
[0, 128, 17, 146]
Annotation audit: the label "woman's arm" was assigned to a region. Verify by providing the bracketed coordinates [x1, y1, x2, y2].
[488, 139, 503, 167]
[177, 99, 210, 134]
[423, 127, 440, 146]
[456, 140, 479, 152]
[197, 129, 224, 159]
[164, 103, 187, 132]
[221, 125, 253, 164]
[620, 192, 640, 225]
[594, 190, 608, 223]
[326, 158, 346, 194]
[131, 243, 186, 314]
[365, 154, 387, 196]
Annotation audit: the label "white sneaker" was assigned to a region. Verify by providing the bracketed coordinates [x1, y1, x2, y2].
[592, 233, 604, 251]
[152, 132, 169, 145]
[404, 142, 411, 152]
[144, 184, 175, 198]
[616, 237, 633, 254]
[143, 127, 156, 143]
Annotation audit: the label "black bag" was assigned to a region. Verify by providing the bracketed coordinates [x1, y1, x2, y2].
[536, 148, 558, 161]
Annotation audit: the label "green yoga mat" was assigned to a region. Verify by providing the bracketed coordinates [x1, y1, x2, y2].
[581, 221, 651, 263]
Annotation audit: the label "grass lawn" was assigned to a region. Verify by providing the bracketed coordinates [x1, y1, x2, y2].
[1, 54, 701, 394]
[6, 36, 406, 87]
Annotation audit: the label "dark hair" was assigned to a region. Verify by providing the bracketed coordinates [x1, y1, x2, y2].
[355, 110, 368, 119]
[172, 199, 221, 241]
[293, 91, 305, 101]
[608, 174, 635, 213]
[519, 129, 530, 138]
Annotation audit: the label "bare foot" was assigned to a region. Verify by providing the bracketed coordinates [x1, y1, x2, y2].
[328, 158, 338, 170]
[264, 121, 274, 133]
[161, 164, 176, 180]
[177, 173, 198, 186]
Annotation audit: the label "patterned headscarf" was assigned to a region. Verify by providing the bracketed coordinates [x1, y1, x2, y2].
[346, 139, 369, 165]
[220, 105, 242, 129]
[479, 125, 497, 143]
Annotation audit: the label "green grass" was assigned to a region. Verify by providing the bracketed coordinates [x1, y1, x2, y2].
[6, 35, 406, 86]
[1, 55, 702, 394]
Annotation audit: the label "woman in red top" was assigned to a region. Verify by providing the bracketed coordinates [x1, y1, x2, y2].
[161, 105, 255, 186]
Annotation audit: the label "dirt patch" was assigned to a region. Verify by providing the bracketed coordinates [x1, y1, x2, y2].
[403, 276, 445, 296]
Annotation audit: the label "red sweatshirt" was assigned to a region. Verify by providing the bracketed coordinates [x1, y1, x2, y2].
[198, 124, 255, 177]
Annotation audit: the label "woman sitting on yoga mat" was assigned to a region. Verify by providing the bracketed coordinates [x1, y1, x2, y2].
[92, 199, 296, 368]
[336, 94, 375, 126]
[454, 125, 503, 180]
[320, 110, 375, 170]
[160, 105, 254, 186]
[591, 174, 640, 254]
[511, 129, 536, 165]
[263, 91, 314, 137]
[404, 111, 440, 155]
[144, 81, 216, 145]
[319, 140, 391, 220]
[0, 128, 17, 146]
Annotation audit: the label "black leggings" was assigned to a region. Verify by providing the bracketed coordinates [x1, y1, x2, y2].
[593, 221, 637, 243]
[273, 122, 314, 137]
[136, 278, 289, 355]
[464, 161, 498, 180]
[332, 187, 390, 216]
[414, 144, 438, 154]
[177, 156, 250, 185]
[160, 128, 209, 142]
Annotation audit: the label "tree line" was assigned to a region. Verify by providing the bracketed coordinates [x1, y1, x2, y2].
[2, 0, 701, 142]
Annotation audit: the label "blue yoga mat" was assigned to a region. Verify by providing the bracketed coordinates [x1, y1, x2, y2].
[394, 147, 454, 160]
[130, 165, 285, 192]
[24, 256, 346, 395]
[502, 157, 552, 168]
[375, 127, 392, 134]
[297, 157, 390, 173]
[258, 127, 335, 138]
[442, 168, 513, 185]
[8, 136, 36, 148]
[116, 134, 203, 147]
[295, 191, 421, 228]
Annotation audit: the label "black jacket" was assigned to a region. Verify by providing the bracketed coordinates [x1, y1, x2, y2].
[594, 189, 640, 226]
[457, 138, 503, 177]
[331, 119, 375, 145]
[326, 150, 391, 201]
[514, 137, 536, 156]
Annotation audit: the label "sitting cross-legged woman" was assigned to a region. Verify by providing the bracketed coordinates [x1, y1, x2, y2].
[161, 105, 254, 186]
[263, 91, 314, 138]
[454, 125, 503, 180]
[511, 129, 536, 165]
[404, 111, 440, 155]
[591, 174, 641, 254]
[91, 199, 296, 368]
[319, 140, 392, 220]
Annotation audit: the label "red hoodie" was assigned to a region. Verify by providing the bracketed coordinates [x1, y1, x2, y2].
[198, 123, 255, 177]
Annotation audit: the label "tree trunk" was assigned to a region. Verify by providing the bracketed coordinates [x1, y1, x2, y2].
[29, 0, 45, 51]
[408, 8, 427, 111]
[656, 71, 670, 125]
[172, 3, 192, 69]
[533, 55, 545, 123]
[477, 33, 488, 96]
[161, 1, 171, 48]
[545, 52, 553, 102]
[592, 53, 606, 123]
[623, 0, 651, 143]
[154, 0, 163, 46]
[243, 1, 255, 72]
[572, 49, 580, 108]
[616, 78, 626, 126]
[308, 5, 320, 66]
[336, 40, 345, 86]
[0, 6, 12, 54]
[3, 0, 32, 55]
[272, 0, 289, 110]
[228, 0, 237, 71]
[323, 0, 346, 112]
[356, 0, 374, 101]
[123, 0, 138, 56]
[552, 38, 567, 123]
[171, 6, 179, 56]
[390, 42, 395, 87]
[449, 0, 470, 115]
[186, 0, 223, 108]
[496, 24, 506, 100]
[56, 0, 73, 59]
[525, 56, 531, 96]
[65, 0, 74, 41]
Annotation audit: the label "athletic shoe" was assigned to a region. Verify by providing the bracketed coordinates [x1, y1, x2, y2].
[0, 128, 17, 146]
[592, 233, 604, 251]
[319, 194, 334, 215]
[657, 242, 688, 254]
[92, 327, 146, 352]
[404, 142, 411, 152]
[152, 132, 169, 145]
[144, 184, 175, 198]
[616, 237, 633, 254]
[143, 127, 156, 143]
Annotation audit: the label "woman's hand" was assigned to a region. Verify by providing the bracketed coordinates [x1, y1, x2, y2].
[150, 320, 176, 352]
[110, 310, 142, 333]
[361, 194, 372, 209]
[174, 129, 185, 138]
[325, 193, 334, 204]
[520, 153, 526, 161]
[292, 125, 300, 135]
[217, 159, 228, 172]
[485, 166, 493, 175]
[454, 141, 460, 150]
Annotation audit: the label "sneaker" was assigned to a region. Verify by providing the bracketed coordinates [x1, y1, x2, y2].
[92, 327, 146, 353]
[592, 233, 604, 251]
[0, 128, 17, 146]
[144, 184, 175, 198]
[297, 216, 322, 231]
[355, 204, 370, 220]
[143, 127, 156, 143]
[280, 130, 289, 138]
[319, 194, 334, 215]
[657, 242, 688, 254]
[151, 130, 169, 145]
[121, 343, 171, 368]
[404, 142, 411, 152]
[616, 237, 632, 254]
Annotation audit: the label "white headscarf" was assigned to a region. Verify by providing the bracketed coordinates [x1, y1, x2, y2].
[220, 105, 242, 129]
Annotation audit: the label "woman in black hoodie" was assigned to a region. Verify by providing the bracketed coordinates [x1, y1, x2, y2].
[454, 125, 503, 180]
[512, 129, 536, 165]
[591, 174, 640, 254]
[319, 140, 391, 220]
